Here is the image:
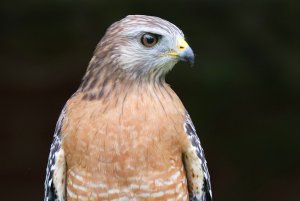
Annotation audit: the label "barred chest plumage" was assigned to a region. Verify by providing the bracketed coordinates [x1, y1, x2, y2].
[44, 15, 212, 201]
[61, 83, 190, 201]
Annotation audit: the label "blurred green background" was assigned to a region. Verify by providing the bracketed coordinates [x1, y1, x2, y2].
[1, 0, 300, 200]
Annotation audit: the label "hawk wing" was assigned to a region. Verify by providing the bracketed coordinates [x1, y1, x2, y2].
[183, 111, 212, 201]
[44, 106, 67, 201]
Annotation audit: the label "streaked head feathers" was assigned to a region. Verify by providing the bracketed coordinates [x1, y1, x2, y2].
[80, 15, 194, 99]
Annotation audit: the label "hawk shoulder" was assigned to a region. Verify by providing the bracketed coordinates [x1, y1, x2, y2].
[44, 106, 67, 201]
[183, 111, 212, 201]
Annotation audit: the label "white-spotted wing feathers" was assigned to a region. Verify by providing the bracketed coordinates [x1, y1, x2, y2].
[44, 106, 67, 201]
[183, 111, 212, 201]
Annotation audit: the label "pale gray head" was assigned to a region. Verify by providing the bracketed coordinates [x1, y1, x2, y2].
[92, 15, 194, 80]
[80, 15, 194, 98]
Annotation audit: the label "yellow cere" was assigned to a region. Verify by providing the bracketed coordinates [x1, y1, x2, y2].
[177, 37, 189, 51]
[160, 37, 189, 57]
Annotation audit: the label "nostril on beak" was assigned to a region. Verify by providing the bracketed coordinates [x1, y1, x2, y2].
[179, 46, 185, 50]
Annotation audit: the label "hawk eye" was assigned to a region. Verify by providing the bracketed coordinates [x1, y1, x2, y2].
[141, 33, 159, 48]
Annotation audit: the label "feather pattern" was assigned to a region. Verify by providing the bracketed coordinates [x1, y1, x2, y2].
[44, 15, 213, 201]
[44, 106, 67, 201]
[184, 111, 212, 201]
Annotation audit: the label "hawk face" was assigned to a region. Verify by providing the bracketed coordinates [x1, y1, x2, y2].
[94, 15, 194, 80]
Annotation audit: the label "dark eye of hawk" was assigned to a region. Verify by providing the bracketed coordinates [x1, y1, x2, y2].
[141, 33, 159, 48]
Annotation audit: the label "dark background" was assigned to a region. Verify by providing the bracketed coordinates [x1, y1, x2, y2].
[1, 0, 300, 200]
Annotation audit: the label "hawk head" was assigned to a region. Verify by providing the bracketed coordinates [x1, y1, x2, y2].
[94, 15, 193, 77]
[81, 15, 194, 97]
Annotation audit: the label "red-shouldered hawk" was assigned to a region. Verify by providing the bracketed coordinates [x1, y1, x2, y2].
[45, 15, 212, 201]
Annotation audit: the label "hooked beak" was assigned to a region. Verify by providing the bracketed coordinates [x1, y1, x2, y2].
[161, 37, 195, 66]
[177, 37, 195, 66]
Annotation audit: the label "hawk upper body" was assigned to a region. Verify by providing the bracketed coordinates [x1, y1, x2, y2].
[45, 15, 212, 201]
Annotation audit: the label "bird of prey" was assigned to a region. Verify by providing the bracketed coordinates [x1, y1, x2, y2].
[44, 15, 212, 201]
